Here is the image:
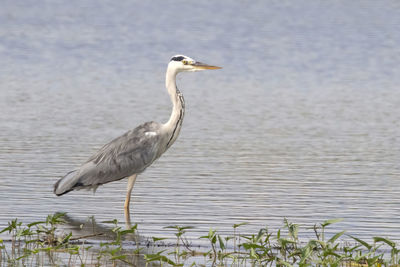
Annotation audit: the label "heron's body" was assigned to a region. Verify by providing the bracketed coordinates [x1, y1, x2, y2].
[54, 121, 165, 195]
[54, 55, 220, 222]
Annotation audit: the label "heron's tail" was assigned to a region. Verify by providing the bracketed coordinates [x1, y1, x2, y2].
[54, 170, 79, 196]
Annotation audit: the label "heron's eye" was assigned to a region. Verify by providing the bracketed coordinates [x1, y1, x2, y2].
[182, 60, 188, 65]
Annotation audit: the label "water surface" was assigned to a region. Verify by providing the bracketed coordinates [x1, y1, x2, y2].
[1, 0, 399, 242]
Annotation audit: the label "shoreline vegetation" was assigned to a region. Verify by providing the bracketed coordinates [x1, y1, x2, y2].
[0, 213, 399, 266]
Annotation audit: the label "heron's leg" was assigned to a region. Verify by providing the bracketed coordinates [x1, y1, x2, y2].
[124, 174, 137, 227]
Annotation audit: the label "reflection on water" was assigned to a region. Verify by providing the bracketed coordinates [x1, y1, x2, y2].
[1, 0, 400, 244]
[1, 213, 153, 266]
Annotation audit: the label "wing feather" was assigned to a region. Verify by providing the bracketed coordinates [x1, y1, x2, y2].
[54, 121, 162, 195]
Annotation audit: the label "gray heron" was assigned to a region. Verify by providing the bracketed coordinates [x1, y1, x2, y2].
[54, 55, 221, 223]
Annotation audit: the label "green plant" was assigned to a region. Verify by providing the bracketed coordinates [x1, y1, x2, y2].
[1, 214, 399, 267]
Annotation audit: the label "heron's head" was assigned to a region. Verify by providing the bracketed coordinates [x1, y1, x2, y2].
[168, 55, 221, 73]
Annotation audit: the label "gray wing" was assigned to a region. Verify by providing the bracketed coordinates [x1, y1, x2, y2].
[54, 121, 163, 195]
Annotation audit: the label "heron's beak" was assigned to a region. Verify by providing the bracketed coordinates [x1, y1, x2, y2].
[191, 62, 222, 70]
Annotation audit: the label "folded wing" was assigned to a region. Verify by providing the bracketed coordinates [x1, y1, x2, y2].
[54, 121, 162, 195]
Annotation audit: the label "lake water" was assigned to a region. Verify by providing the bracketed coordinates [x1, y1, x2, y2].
[1, 0, 399, 243]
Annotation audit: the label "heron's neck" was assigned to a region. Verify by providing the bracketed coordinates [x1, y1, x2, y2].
[164, 68, 185, 147]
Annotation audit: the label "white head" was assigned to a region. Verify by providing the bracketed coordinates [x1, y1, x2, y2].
[168, 55, 222, 73]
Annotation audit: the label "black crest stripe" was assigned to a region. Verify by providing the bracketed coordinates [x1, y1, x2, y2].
[171, 56, 185, 62]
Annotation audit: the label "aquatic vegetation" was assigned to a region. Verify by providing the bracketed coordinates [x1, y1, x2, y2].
[0, 214, 399, 266]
